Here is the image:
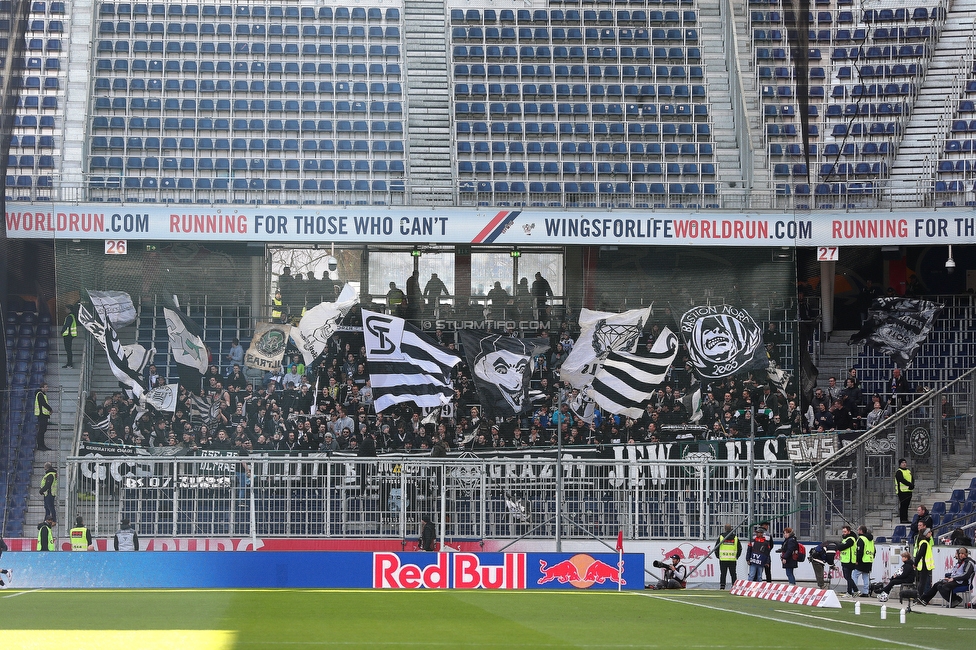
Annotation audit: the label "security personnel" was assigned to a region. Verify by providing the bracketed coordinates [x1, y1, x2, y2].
[34, 382, 52, 451]
[838, 525, 858, 597]
[114, 518, 139, 551]
[39, 461, 57, 522]
[914, 525, 935, 595]
[386, 282, 405, 316]
[69, 515, 94, 551]
[714, 523, 741, 590]
[271, 290, 284, 322]
[36, 516, 56, 551]
[853, 525, 875, 597]
[895, 458, 914, 524]
[61, 304, 78, 368]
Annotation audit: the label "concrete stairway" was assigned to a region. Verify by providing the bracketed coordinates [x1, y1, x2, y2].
[24, 338, 83, 537]
[888, 0, 976, 204]
[402, 0, 455, 205]
[26, 326, 137, 537]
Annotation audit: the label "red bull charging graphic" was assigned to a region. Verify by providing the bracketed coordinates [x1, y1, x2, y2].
[372, 553, 644, 590]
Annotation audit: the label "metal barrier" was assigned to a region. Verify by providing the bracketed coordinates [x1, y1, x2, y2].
[796, 368, 976, 540]
[65, 455, 796, 542]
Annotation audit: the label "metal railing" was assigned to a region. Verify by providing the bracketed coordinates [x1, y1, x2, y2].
[65, 454, 795, 542]
[796, 368, 976, 540]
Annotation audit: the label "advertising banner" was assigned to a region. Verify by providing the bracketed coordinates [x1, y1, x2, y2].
[2, 551, 643, 590]
[6, 203, 976, 247]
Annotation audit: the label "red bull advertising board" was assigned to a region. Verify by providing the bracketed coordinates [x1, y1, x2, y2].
[372, 552, 644, 590]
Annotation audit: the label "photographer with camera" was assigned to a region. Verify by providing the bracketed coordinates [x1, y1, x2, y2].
[653, 554, 687, 589]
[747, 527, 773, 582]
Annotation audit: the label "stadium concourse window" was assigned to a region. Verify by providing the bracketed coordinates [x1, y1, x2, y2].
[270, 247, 363, 313]
[367, 249, 455, 308]
[470, 250, 563, 300]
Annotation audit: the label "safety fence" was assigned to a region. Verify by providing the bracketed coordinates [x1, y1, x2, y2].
[65, 455, 795, 542]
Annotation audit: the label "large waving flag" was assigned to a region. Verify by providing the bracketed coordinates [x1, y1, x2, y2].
[458, 330, 550, 419]
[292, 283, 358, 365]
[849, 297, 942, 367]
[560, 306, 650, 389]
[87, 290, 137, 327]
[589, 328, 679, 418]
[163, 297, 208, 393]
[78, 302, 154, 377]
[103, 314, 146, 400]
[362, 309, 461, 412]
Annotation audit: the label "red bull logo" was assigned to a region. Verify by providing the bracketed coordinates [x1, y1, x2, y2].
[537, 554, 625, 588]
[373, 552, 526, 589]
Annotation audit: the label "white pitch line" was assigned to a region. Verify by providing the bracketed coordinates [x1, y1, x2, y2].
[3, 589, 42, 598]
[639, 593, 943, 650]
[774, 609, 879, 628]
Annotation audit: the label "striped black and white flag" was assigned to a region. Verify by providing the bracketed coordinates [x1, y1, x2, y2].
[187, 392, 221, 429]
[589, 328, 679, 418]
[362, 309, 461, 413]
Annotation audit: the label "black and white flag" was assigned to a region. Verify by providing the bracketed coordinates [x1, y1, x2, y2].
[560, 306, 650, 389]
[362, 309, 461, 412]
[680, 304, 766, 379]
[849, 297, 943, 367]
[292, 283, 358, 365]
[458, 330, 550, 419]
[163, 297, 208, 393]
[78, 303, 155, 377]
[590, 328, 678, 418]
[187, 392, 221, 429]
[103, 314, 146, 400]
[145, 385, 178, 412]
[87, 289, 137, 327]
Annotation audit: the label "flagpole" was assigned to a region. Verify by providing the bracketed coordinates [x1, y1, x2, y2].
[555, 387, 563, 553]
[747, 404, 755, 532]
[616, 530, 623, 592]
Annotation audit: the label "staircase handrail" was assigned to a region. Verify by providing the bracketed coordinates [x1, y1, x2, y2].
[796, 366, 976, 482]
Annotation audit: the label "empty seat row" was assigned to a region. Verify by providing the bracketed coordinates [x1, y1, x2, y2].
[3, 175, 51, 186]
[100, 157, 406, 172]
[451, 8, 693, 24]
[457, 121, 711, 137]
[460, 160, 715, 174]
[457, 84, 706, 99]
[458, 101, 708, 117]
[832, 44, 927, 59]
[822, 142, 891, 156]
[825, 102, 906, 117]
[6, 155, 54, 167]
[105, 177, 401, 192]
[458, 141, 713, 156]
[93, 97, 404, 114]
[91, 138, 406, 154]
[453, 25, 697, 42]
[455, 61, 706, 78]
[9, 134, 55, 147]
[831, 82, 916, 97]
[838, 64, 918, 79]
[100, 4, 400, 21]
[460, 181, 716, 194]
[937, 159, 976, 173]
[94, 115, 405, 133]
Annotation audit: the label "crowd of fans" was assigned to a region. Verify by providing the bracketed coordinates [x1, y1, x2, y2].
[80, 298, 931, 457]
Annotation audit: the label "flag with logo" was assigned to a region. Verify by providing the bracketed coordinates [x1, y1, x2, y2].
[848, 297, 943, 367]
[145, 384, 178, 412]
[589, 328, 679, 418]
[458, 330, 550, 419]
[163, 297, 208, 392]
[681, 304, 767, 379]
[292, 283, 358, 365]
[246, 321, 292, 372]
[560, 307, 650, 389]
[87, 289, 137, 327]
[78, 303, 155, 377]
[362, 309, 461, 412]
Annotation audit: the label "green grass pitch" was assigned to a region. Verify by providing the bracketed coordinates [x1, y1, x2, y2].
[2, 589, 973, 649]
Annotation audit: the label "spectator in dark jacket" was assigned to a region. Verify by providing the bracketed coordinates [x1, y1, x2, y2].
[777, 527, 800, 585]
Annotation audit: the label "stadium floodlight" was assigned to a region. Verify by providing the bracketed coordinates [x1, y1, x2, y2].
[946, 245, 955, 274]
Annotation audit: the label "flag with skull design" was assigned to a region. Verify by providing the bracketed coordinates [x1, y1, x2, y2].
[458, 330, 550, 420]
[680, 304, 768, 379]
